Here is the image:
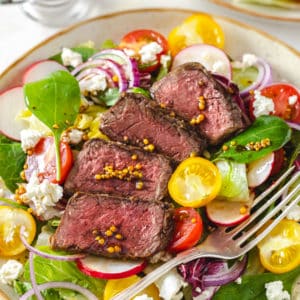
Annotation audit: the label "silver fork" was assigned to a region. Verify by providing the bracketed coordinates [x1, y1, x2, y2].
[112, 167, 300, 300]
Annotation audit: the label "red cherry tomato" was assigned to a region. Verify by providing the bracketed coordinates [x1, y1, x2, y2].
[250, 83, 300, 123]
[119, 29, 169, 73]
[25, 136, 73, 184]
[168, 207, 203, 253]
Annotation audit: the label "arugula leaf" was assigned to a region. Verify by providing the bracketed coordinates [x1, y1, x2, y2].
[0, 142, 26, 192]
[22, 246, 105, 299]
[50, 47, 98, 64]
[214, 265, 300, 300]
[287, 129, 300, 168]
[0, 134, 14, 144]
[214, 116, 291, 163]
[24, 70, 80, 181]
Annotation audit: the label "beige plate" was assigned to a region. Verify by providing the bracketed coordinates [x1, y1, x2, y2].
[0, 8, 300, 298]
[0, 8, 299, 90]
[211, 0, 300, 22]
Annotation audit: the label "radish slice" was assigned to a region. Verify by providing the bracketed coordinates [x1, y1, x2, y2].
[0, 86, 27, 141]
[22, 60, 67, 84]
[247, 152, 275, 188]
[172, 44, 232, 80]
[76, 255, 146, 279]
[206, 199, 251, 226]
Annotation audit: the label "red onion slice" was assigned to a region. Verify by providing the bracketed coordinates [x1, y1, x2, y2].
[20, 226, 86, 261]
[29, 252, 43, 300]
[71, 59, 128, 92]
[202, 255, 248, 287]
[19, 281, 98, 300]
[286, 121, 300, 131]
[75, 67, 116, 88]
[91, 49, 140, 87]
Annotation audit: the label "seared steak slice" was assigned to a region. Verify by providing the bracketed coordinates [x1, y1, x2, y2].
[64, 139, 172, 202]
[150, 62, 248, 145]
[50, 192, 174, 259]
[100, 92, 206, 163]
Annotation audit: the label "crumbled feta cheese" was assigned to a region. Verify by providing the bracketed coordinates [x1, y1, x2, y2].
[212, 60, 227, 75]
[0, 260, 23, 285]
[79, 74, 108, 95]
[160, 54, 171, 69]
[61, 47, 82, 68]
[20, 172, 63, 220]
[235, 277, 242, 284]
[68, 128, 84, 144]
[139, 42, 163, 65]
[288, 95, 298, 106]
[133, 295, 154, 300]
[123, 48, 136, 57]
[20, 129, 43, 152]
[286, 204, 300, 221]
[232, 53, 258, 69]
[252, 90, 275, 118]
[155, 269, 187, 300]
[265, 281, 290, 300]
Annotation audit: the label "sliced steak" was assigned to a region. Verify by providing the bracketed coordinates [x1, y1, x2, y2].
[50, 192, 174, 259]
[100, 92, 206, 163]
[64, 139, 172, 202]
[150, 62, 248, 145]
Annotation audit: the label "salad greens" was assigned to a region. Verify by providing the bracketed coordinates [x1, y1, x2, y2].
[16, 246, 105, 300]
[214, 265, 300, 300]
[215, 115, 291, 163]
[24, 70, 81, 181]
[234, 0, 300, 8]
[0, 134, 26, 192]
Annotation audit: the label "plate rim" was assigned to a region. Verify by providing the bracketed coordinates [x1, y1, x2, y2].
[211, 0, 300, 22]
[0, 7, 300, 82]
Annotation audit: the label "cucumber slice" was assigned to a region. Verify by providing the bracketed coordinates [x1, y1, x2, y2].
[232, 66, 258, 91]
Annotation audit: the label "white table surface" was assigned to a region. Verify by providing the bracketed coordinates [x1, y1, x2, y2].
[0, 0, 299, 75]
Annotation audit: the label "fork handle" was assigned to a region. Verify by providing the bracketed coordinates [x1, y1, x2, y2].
[111, 248, 217, 300]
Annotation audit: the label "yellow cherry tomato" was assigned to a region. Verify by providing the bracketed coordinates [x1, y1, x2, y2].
[257, 219, 300, 274]
[0, 206, 36, 257]
[103, 275, 160, 300]
[168, 13, 225, 56]
[168, 157, 222, 208]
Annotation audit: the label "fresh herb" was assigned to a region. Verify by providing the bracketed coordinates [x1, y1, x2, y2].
[20, 246, 105, 300]
[50, 46, 98, 64]
[0, 136, 26, 192]
[287, 129, 300, 168]
[214, 265, 300, 300]
[24, 70, 80, 181]
[214, 116, 291, 163]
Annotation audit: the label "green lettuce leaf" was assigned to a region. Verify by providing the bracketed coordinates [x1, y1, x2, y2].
[214, 265, 300, 300]
[21, 246, 105, 300]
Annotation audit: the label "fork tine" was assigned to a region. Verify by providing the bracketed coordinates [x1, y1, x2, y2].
[235, 172, 300, 246]
[229, 167, 297, 235]
[241, 192, 300, 254]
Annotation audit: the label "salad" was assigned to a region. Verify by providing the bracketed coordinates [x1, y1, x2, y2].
[0, 12, 300, 300]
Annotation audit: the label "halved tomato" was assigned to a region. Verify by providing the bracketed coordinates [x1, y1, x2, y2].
[169, 207, 203, 253]
[119, 29, 169, 73]
[250, 83, 300, 123]
[168, 13, 225, 56]
[168, 157, 222, 208]
[24, 136, 73, 184]
[257, 219, 300, 274]
[0, 206, 36, 257]
[103, 275, 160, 300]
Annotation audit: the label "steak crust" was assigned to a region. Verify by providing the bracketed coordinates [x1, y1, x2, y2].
[50, 192, 174, 259]
[150, 62, 248, 145]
